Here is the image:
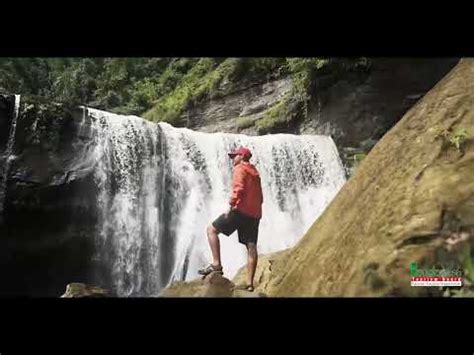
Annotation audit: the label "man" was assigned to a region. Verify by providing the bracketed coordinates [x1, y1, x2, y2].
[198, 146, 263, 292]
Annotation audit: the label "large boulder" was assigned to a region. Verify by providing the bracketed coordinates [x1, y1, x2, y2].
[61, 283, 111, 298]
[160, 272, 266, 298]
[161, 272, 234, 297]
[232, 58, 474, 297]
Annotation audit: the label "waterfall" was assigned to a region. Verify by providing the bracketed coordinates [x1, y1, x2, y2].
[86, 108, 346, 296]
[0, 95, 20, 220]
[87, 108, 162, 296]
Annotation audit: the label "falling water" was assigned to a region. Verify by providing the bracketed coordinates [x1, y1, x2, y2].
[85, 108, 346, 296]
[0, 95, 20, 219]
[87, 108, 162, 296]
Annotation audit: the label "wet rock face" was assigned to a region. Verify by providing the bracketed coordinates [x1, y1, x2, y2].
[183, 59, 459, 148]
[0, 100, 99, 297]
[0, 95, 14, 149]
[187, 77, 293, 135]
[302, 58, 460, 177]
[300, 58, 459, 145]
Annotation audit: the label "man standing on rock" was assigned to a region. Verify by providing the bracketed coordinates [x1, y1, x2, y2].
[198, 147, 263, 292]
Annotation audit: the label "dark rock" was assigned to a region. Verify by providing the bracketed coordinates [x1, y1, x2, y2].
[0, 94, 15, 150]
[0, 101, 99, 297]
[303, 58, 459, 148]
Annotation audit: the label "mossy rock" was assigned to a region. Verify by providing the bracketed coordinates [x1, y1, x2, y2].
[61, 283, 111, 298]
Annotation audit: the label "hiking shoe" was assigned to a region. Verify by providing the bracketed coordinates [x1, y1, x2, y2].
[198, 264, 223, 276]
[234, 284, 254, 292]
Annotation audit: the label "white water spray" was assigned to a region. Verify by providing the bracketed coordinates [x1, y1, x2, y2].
[85, 108, 346, 296]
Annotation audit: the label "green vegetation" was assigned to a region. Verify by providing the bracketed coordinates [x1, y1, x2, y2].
[143, 58, 240, 124]
[142, 58, 294, 125]
[462, 244, 474, 284]
[253, 58, 332, 134]
[467, 256, 474, 284]
[353, 153, 367, 162]
[255, 99, 291, 133]
[0, 57, 371, 126]
[236, 115, 256, 130]
[0, 58, 175, 114]
[438, 126, 469, 152]
[254, 58, 371, 134]
[450, 246, 474, 297]
[449, 128, 468, 151]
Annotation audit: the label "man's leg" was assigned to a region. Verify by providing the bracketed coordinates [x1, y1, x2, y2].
[246, 242, 258, 288]
[207, 224, 222, 269]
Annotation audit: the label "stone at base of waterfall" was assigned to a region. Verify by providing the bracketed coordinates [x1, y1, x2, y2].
[232, 289, 267, 298]
[160, 272, 234, 297]
[160, 272, 267, 297]
[203, 272, 235, 297]
[61, 283, 111, 298]
[161, 271, 234, 297]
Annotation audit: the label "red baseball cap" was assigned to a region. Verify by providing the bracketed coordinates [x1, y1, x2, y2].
[228, 146, 252, 159]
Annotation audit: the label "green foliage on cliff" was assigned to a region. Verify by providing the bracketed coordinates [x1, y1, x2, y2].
[0, 58, 175, 114]
[236, 115, 256, 130]
[253, 58, 330, 133]
[467, 256, 474, 284]
[449, 127, 468, 151]
[253, 58, 372, 133]
[143, 58, 293, 125]
[144, 58, 231, 124]
[255, 99, 290, 133]
[0, 57, 370, 125]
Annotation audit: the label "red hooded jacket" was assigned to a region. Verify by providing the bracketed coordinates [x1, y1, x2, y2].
[229, 161, 263, 219]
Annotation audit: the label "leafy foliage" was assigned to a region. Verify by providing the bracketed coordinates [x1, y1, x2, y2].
[255, 99, 290, 133]
[143, 58, 250, 124]
[449, 128, 468, 151]
[0, 57, 371, 125]
[236, 115, 256, 130]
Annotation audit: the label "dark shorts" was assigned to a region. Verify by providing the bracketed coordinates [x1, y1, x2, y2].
[212, 210, 260, 245]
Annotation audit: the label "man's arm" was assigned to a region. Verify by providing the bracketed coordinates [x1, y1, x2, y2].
[229, 166, 245, 209]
